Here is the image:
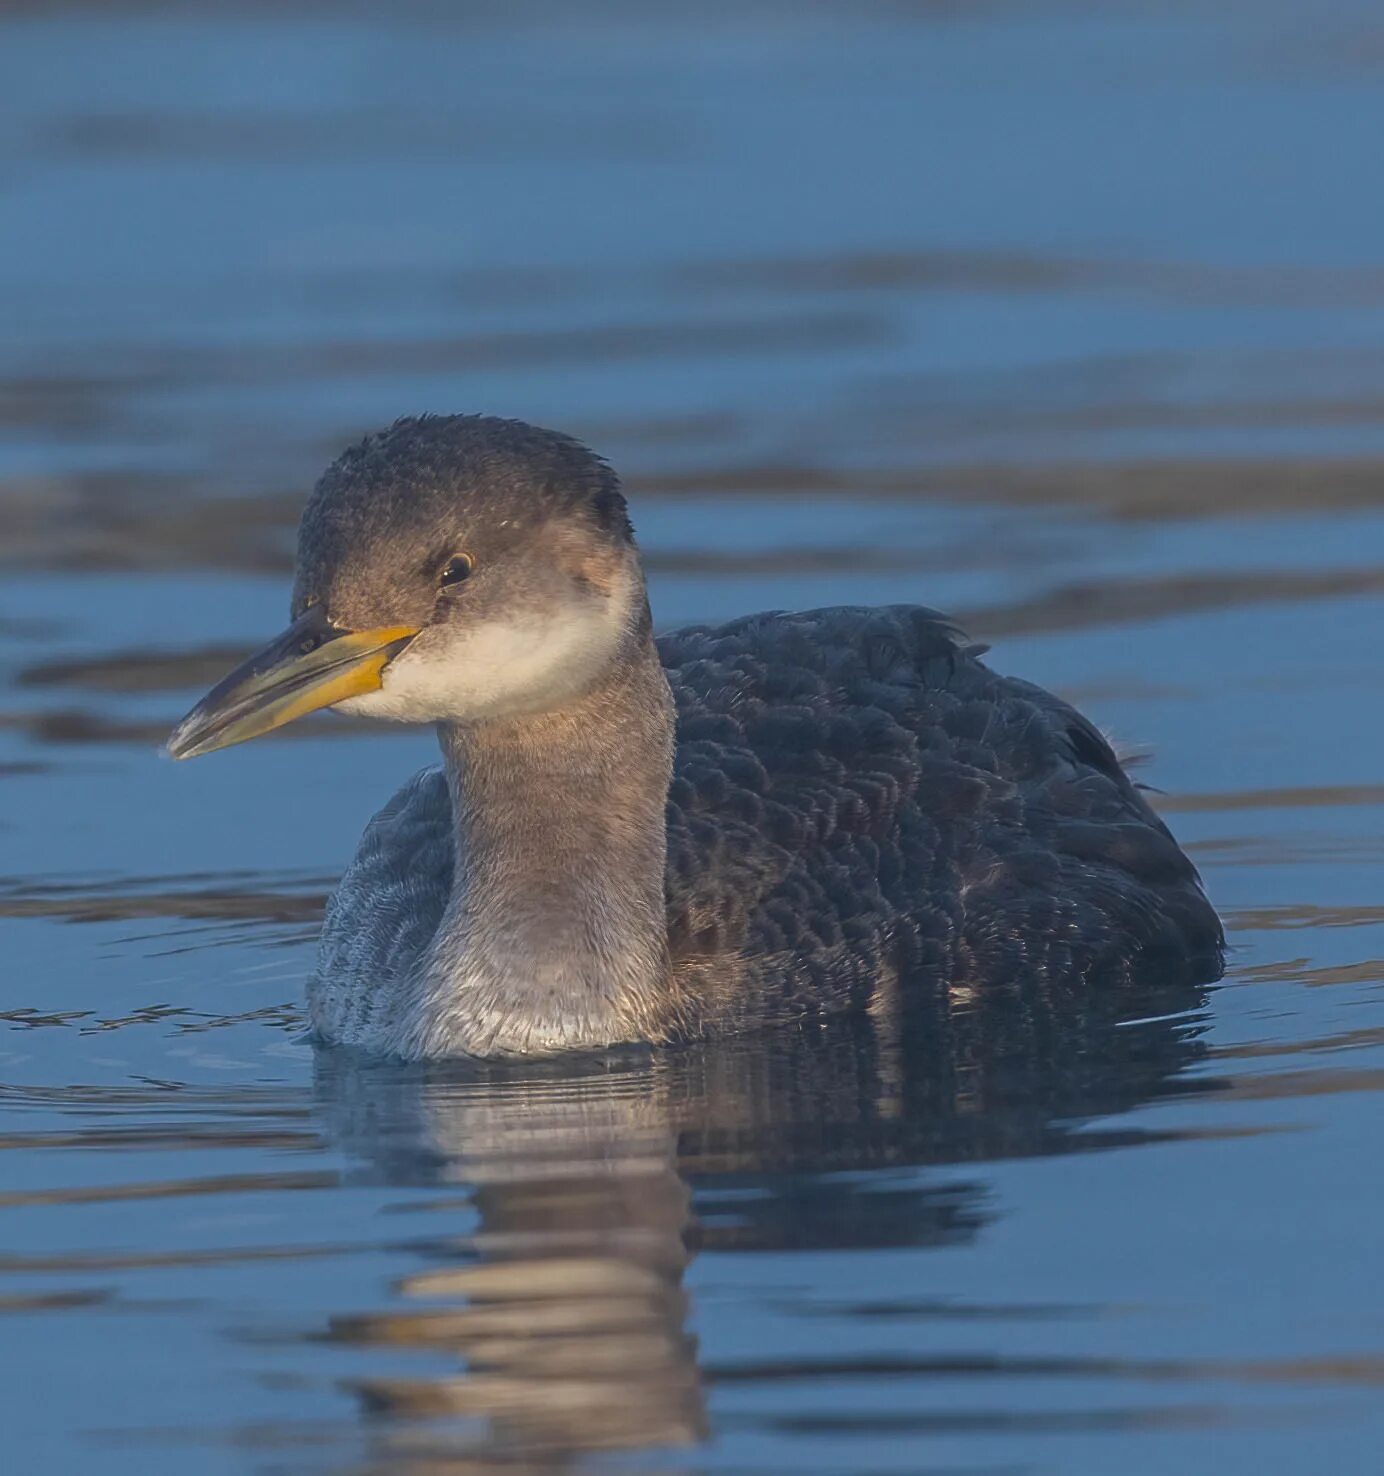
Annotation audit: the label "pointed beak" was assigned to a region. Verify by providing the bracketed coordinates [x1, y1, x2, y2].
[165, 608, 419, 760]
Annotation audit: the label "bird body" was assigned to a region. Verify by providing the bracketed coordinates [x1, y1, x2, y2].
[168, 416, 1223, 1059]
[309, 603, 1221, 1057]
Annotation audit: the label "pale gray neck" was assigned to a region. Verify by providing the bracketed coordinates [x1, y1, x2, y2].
[421, 636, 676, 1057]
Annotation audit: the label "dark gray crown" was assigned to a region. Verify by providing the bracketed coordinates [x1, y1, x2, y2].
[293, 415, 635, 620]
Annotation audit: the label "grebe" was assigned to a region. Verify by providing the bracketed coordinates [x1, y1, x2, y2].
[168, 415, 1223, 1058]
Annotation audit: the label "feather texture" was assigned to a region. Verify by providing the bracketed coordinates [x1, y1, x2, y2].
[312, 603, 1222, 1044]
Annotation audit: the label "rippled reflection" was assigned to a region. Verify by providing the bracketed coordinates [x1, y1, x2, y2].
[309, 968, 1213, 1467]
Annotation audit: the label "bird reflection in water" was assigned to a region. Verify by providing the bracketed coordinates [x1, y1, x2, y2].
[311, 964, 1214, 1470]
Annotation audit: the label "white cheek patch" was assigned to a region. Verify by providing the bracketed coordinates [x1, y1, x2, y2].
[335, 592, 630, 724]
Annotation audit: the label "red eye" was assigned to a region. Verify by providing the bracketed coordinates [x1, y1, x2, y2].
[440, 553, 475, 589]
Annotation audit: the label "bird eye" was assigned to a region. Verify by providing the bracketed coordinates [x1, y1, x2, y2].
[440, 553, 475, 589]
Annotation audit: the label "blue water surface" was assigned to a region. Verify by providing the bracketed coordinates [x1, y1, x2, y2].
[3, 4, 1384, 1472]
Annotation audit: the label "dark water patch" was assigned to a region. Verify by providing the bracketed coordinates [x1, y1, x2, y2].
[0, 480, 297, 574]
[778, 1295, 1102, 1322]
[78, 1001, 307, 1036]
[1258, 13, 1384, 78]
[1162, 787, 1384, 815]
[1, 1006, 97, 1029]
[0, 708, 182, 746]
[961, 567, 1384, 638]
[1232, 957, 1384, 989]
[39, 104, 682, 164]
[0, 1288, 112, 1312]
[0, 1078, 313, 1119]
[646, 545, 965, 576]
[1217, 1064, 1384, 1103]
[705, 1348, 1384, 1389]
[0, 703, 381, 748]
[0, 1241, 363, 1274]
[0, 614, 63, 640]
[729, 1405, 1230, 1436]
[0, 1121, 319, 1153]
[18, 646, 256, 694]
[635, 456, 1384, 522]
[1226, 904, 1384, 932]
[6, 454, 1384, 581]
[1, 312, 891, 395]
[881, 390, 1384, 444]
[1211, 1024, 1384, 1061]
[1185, 833, 1384, 868]
[0, 1169, 336, 1209]
[926, 456, 1384, 522]
[685, 245, 1384, 310]
[0, 875, 328, 927]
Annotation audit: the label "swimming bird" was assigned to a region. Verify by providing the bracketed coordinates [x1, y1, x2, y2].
[167, 415, 1223, 1059]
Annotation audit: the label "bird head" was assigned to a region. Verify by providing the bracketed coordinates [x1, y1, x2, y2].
[167, 415, 647, 759]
